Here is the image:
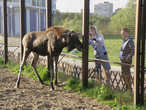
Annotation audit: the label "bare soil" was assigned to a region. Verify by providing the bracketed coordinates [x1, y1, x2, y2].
[0, 67, 114, 110]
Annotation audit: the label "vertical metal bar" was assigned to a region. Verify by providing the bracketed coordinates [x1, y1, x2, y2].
[82, 0, 89, 88]
[134, 0, 146, 106]
[20, 0, 25, 61]
[46, 0, 52, 78]
[134, 0, 141, 106]
[140, 0, 146, 105]
[3, 0, 8, 64]
[46, 0, 52, 28]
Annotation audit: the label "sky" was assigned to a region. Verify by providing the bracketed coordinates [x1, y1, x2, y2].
[56, 0, 128, 13]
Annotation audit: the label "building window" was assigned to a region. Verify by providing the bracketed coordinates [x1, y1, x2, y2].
[13, 0, 19, 2]
[41, 0, 45, 7]
[37, 0, 40, 7]
[25, 0, 31, 4]
[32, 0, 36, 6]
[7, 0, 12, 2]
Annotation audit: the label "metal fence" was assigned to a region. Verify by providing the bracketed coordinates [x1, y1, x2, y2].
[0, 43, 139, 92]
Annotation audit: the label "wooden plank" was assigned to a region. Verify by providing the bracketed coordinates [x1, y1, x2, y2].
[3, 0, 8, 64]
[82, 0, 89, 88]
[134, 0, 142, 106]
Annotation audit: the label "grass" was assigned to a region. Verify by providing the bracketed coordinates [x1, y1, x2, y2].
[104, 34, 122, 63]
[0, 58, 50, 83]
[64, 77, 146, 110]
[0, 58, 146, 109]
[63, 34, 122, 62]
[67, 34, 146, 66]
[64, 34, 122, 64]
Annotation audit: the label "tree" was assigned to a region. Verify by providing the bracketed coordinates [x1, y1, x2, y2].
[107, 0, 136, 35]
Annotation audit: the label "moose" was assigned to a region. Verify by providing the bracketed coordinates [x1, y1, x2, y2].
[15, 26, 82, 90]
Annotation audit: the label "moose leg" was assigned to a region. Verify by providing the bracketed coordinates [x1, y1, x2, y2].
[47, 55, 51, 78]
[31, 52, 44, 85]
[15, 48, 30, 88]
[50, 56, 54, 90]
[54, 56, 59, 85]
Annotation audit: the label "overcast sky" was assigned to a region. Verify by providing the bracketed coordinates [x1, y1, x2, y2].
[56, 0, 128, 13]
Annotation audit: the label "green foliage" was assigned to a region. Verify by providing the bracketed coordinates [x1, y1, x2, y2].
[108, 8, 136, 35]
[97, 83, 113, 100]
[0, 60, 50, 83]
[126, 0, 136, 8]
[69, 34, 122, 65]
[104, 34, 122, 63]
[90, 14, 110, 34]
[64, 77, 146, 110]
[0, 58, 146, 109]
[65, 78, 114, 101]
[54, 10, 110, 34]
[54, 0, 136, 35]
[54, 11, 82, 33]
[108, 0, 136, 35]
[0, 58, 4, 64]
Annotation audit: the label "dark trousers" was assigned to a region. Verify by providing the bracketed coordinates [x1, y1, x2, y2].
[121, 64, 132, 90]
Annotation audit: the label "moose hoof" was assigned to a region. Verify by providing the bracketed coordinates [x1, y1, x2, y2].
[50, 82, 55, 90]
[14, 85, 19, 89]
[40, 82, 45, 85]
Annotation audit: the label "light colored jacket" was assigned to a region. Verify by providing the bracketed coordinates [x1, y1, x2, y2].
[89, 33, 107, 57]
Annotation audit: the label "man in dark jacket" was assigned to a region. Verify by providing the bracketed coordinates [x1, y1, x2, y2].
[120, 28, 135, 90]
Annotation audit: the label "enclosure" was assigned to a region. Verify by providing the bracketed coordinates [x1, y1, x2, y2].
[0, 0, 146, 109]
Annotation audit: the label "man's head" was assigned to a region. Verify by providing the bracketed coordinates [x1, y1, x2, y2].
[121, 28, 130, 40]
[90, 26, 97, 35]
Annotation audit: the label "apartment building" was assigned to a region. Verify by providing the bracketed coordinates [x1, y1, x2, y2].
[0, 0, 56, 37]
[94, 2, 113, 17]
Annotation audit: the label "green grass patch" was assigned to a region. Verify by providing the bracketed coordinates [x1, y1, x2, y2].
[63, 34, 122, 65]
[0, 58, 146, 110]
[65, 34, 145, 66]
[64, 77, 146, 110]
[0, 59, 51, 83]
[0, 58, 72, 84]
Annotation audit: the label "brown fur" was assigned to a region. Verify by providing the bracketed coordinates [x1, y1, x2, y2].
[15, 26, 82, 90]
[45, 26, 69, 38]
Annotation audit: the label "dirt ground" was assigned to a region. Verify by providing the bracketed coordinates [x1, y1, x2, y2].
[0, 67, 114, 110]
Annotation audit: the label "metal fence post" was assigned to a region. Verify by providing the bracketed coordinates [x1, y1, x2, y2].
[134, 0, 146, 106]
[46, 0, 52, 28]
[3, 0, 8, 64]
[82, 0, 89, 88]
[20, 0, 25, 61]
[46, 0, 52, 78]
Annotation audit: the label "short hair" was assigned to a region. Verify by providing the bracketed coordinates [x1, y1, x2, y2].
[122, 28, 130, 33]
[90, 26, 96, 30]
